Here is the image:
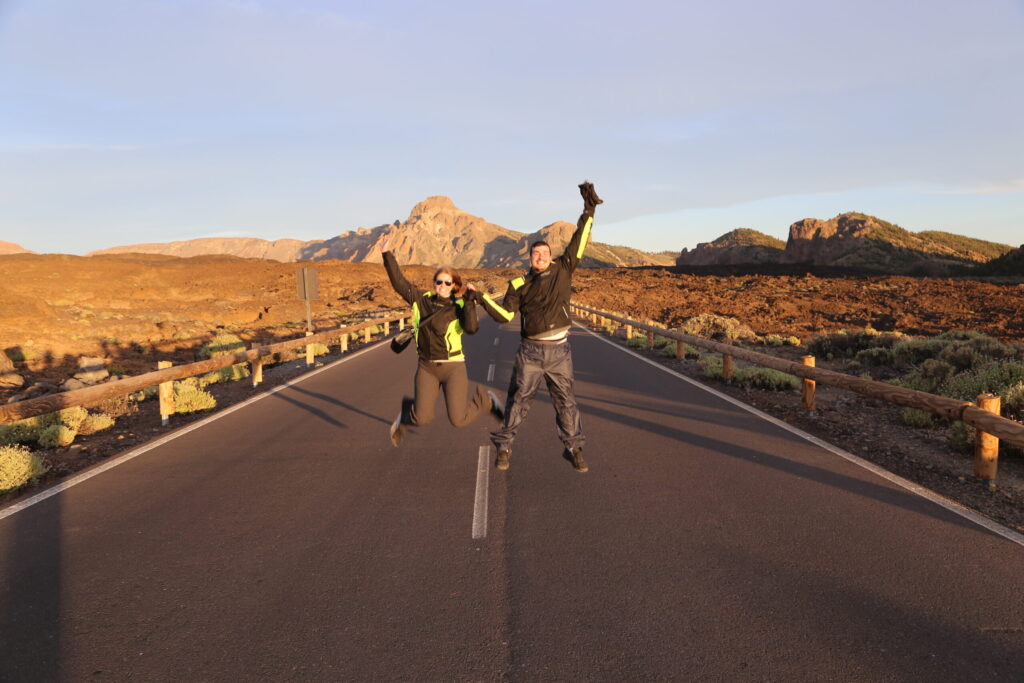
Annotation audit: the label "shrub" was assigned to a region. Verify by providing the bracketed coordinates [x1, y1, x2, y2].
[0, 445, 48, 493]
[79, 413, 115, 435]
[941, 361, 1024, 405]
[199, 364, 250, 387]
[659, 341, 700, 359]
[88, 393, 140, 418]
[699, 356, 724, 380]
[173, 382, 217, 414]
[679, 314, 756, 341]
[807, 329, 907, 360]
[39, 425, 77, 448]
[892, 338, 948, 367]
[49, 406, 89, 432]
[303, 342, 330, 356]
[896, 359, 956, 394]
[107, 364, 128, 376]
[949, 420, 974, 453]
[0, 418, 43, 447]
[734, 367, 800, 391]
[626, 336, 648, 350]
[196, 333, 246, 361]
[902, 408, 934, 428]
[854, 347, 894, 367]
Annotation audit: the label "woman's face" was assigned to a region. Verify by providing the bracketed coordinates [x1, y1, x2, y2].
[433, 271, 454, 298]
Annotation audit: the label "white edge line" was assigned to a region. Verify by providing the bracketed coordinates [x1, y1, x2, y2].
[574, 323, 1024, 549]
[0, 341, 389, 521]
[487, 363, 495, 383]
[472, 445, 490, 539]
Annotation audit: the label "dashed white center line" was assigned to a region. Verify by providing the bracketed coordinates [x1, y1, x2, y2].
[472, 446, 490, 539]
[486, 363, 495, 382]
[493, 337, 499, 346]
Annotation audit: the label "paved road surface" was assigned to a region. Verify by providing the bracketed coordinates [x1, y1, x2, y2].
[2, 317, 1023, 681]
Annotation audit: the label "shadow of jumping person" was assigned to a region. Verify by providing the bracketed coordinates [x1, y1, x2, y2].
[0, 493, 63, 680]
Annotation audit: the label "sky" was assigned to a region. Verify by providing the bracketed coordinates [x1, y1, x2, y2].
[0, 0, 1022, 255]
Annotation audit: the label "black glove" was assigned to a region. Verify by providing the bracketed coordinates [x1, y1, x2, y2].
[579, 180, 603, 208]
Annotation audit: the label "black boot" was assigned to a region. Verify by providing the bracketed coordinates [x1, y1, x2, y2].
[495, 447, 511, 471]
[578, 180, 603, 208]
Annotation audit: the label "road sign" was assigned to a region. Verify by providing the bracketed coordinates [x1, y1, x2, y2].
[296, 267, 319, 301]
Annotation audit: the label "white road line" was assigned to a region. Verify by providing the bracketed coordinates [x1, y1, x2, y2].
[575, 323, 1024, 550]
[487, 363, 495, 383]
[493, 337, 500, 346]
[472, 445, 490, 539]
[0, 341, 389, 521]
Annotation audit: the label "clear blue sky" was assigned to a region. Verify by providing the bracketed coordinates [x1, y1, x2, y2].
[1, 0, 1021, 255]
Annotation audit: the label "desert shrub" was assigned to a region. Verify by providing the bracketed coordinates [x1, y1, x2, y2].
[854, 347, 894, 367]
[734, 367, 800, 392]
[699, 356, 724, 380]
[303, 342, 330, 356]
[78, 413, 115, 435]
[896, 359, 956, 394]
[948, 420, 974, 453]
[0, 418, 43, 447]
[659, 342, 701, 359]
[107, 364, 127, 376]
[47, 406, 89, 432]
[88, 393, 140, 418]
[39, 424, 77, 449]
[196, 333, 246, 361]
[902, 408, 934, 428]
[679, 314, 755, 341]
[1003, 381, 1024, 419]
[626, 336, 648, 350]
[198, 364, 250, 387]
[173, 381, 217, 414]
[0, 445, 48, 493]
[892, 338, 947, 367]
[807, 328, 907, 360]
[940, 361, 1024, 406]
[652, 335, 673, 349]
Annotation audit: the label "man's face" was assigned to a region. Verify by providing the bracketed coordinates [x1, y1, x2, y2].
[530, 245, 552, 272]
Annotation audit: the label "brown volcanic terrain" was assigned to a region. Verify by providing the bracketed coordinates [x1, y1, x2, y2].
[3, 251, 1022, 392]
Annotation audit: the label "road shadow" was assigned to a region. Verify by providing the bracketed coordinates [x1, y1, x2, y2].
[575, 398, 1003, 539]
[270, 384, 391, 427]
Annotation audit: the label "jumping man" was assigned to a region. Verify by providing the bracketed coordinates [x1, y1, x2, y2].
[479, 181, 602, 472]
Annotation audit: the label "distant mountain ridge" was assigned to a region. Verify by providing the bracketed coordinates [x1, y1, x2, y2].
[88, 196, 675, 269]
[676, 213, 1014, 274]
[0, 241, 34, 255]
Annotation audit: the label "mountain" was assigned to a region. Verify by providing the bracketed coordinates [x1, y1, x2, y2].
[87, 196, 674, 268]
[783, 213, 1014, 273]
[676, 229, 785, 266]
[0, 241, 35, 255]
[972, 244, 1024, 276]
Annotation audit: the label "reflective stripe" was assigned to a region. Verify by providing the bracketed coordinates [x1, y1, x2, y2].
[483, 293, 514, 322]
[411, 302, 421, 342]
[576, 216, 592, 259]
[444, 318, 464, 359]
[510, 276, 525, 290]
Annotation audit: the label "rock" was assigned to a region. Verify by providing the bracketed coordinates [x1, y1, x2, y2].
[62, 378, 88, 391]
[0, 372, 25, 388]
[0, 352, 14, 373]
[74, 356, 109, 385]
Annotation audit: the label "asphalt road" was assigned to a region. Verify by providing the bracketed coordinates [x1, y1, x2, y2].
[2, 317, 1023, 681]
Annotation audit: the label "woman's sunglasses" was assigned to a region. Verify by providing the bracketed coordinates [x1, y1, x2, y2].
[435, 279, 453, 286]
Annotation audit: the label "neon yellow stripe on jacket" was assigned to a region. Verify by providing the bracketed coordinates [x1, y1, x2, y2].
[576, 216, 592, 259]
[482, 292, 514, 322]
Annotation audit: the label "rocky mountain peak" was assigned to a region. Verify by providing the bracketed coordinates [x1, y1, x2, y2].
[0, 241, 35, 255]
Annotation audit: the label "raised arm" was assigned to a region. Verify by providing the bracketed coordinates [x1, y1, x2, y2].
[479, 278, 521, 324]
[560, 181, 603, 272]
[458, 289, 480, 335]
[382, 250, 419, 305]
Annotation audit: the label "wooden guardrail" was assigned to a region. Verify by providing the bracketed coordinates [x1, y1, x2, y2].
[570, 303, 1024, 479]
[0, 312, 411, 425]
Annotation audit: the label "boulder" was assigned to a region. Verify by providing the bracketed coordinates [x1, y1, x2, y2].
[74, 356, 109, 385]
[62, 378, 89, 391]
[0, 373, 25, 388]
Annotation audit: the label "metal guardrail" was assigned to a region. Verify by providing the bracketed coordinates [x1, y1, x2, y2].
[570, 303, 1024, 453]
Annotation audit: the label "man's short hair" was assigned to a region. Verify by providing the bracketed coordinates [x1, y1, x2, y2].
[530, 240, 551, 254]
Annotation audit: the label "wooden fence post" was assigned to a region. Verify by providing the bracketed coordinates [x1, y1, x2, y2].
[250, 344, 263, 387]
[158, 361, 174, 426]
[676, 336, 685, 360]
[722, 351, 734, 381]
[975, 393, 1001, 486]
[384, 320, 390, 336]
[340, 334, 348, 353]
[625, 324, 633, 341]
[802, 355, 816, 411]
[305, 331, 314, 366]
[399, 318, 405, 330]
[364, 326, 371, 343]
[646, 327, 655, 350]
